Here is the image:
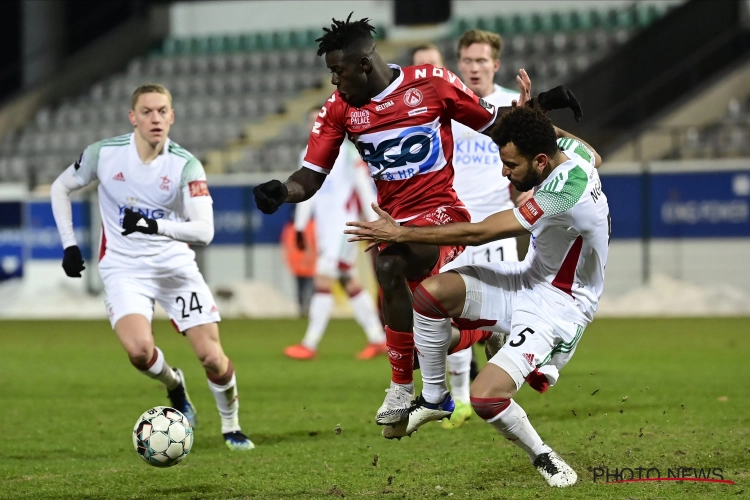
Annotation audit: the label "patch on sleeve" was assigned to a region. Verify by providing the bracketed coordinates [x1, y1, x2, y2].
[188, 180, 210, 197]
[478, 98, 494, 113]
[519, 198, 544, 225]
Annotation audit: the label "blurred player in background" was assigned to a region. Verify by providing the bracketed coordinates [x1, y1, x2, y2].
[346, 107, 606, 487]
[412, 33, 530, 430]
[284, 106, 387, 360]
[50, 84, 254, 451]
[253, 14, 581, 431]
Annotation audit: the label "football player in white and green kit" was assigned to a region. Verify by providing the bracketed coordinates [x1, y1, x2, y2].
[50, 84, 255, 451]
[345, 106, 609, 487]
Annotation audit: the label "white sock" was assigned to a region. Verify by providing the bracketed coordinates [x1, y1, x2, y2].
[301, 292, 334, 350]
[447, 348, 472, 404]
[208, 372, 240, 434]
[348, 290, 385, 343]
[413, 311, 452, 404]
[486, 399, 552, 461]
[139, 347, 180, 390]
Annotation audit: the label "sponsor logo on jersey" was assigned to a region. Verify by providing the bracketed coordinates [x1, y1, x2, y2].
[188, 180, 210, 197]
[356, 120, 444, 182]
[159, 175, 171, 191]
[403, 88, 423, 107]
[522, 353, 535, 367]
[519, 198, 544, 225]
[113, 172, 125, 181]
[74, 152, 83, 170]
[118, 205, 165, 219]
[478, 97, 494, 113]
[453, 136, 501, 166]
[422, 206, 454, 225]
[349, 109, 371, 130]
[375, 100, 394, 112]
[407, 106, 428, 117]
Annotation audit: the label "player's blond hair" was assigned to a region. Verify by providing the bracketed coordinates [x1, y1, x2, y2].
[131, 83, 173, 110]
[457, 29, 503, 60]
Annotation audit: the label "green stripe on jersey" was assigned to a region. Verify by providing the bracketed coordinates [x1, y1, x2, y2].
[101, 134, 131, 145]
[169, 143, 193, 161]
[538, 325, 584, 366]
[180, 156, 207, 188]
[534, 165, 588, 217]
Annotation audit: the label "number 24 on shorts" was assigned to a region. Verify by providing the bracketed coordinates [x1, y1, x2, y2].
[175, 292, 203, 319]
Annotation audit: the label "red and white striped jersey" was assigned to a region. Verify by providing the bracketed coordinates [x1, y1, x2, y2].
[303, 64, 498, 222]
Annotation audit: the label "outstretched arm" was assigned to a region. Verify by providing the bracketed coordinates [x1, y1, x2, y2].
[345, 204, 528, 250]
[285, 167, 327, 203]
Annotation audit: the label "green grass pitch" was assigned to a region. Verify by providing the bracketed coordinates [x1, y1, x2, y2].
[0, 318, 748, 499]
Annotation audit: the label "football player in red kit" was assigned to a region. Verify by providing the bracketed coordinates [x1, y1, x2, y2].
[253, 14, 582, 432]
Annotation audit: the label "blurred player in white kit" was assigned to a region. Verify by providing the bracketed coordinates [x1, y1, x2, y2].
[284, 107, 387, 360]
[50, 84, 254, 451]
[412, 31, 531, 429]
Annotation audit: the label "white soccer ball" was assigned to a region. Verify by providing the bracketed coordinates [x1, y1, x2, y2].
[132, 406, 193, 467]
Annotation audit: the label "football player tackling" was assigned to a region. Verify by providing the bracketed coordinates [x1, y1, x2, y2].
[253, 14, 582, 432]
[346, 107, 609, 487]
[50, 84, 255, 451]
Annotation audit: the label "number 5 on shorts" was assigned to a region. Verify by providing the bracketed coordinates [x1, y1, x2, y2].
[509, 327, 535, 347]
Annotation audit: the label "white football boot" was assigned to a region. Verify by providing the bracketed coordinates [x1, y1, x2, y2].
[382, 393, 454, 439]
[375, 381, 413, 425]
[532, 451, 578, 487]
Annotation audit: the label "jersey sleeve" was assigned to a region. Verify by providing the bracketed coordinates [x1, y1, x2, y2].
[180, 157, 212, 201]
[429, 70, 498, 132]
[513, 165, 588, 231]
[70, 142, 102, 185]
[302, 93, 347, 174]
[557, 137, 595, 167]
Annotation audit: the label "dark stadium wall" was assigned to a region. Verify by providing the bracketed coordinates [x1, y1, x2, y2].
[0, 0, 21, 101]
[551, 0, 750, 156]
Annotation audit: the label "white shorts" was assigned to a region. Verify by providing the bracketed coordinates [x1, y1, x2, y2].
[101, 267, 221, 333]
[315, 229, 358, 279]
[441, 238, 518, 271]
[453, 263, 586, 391]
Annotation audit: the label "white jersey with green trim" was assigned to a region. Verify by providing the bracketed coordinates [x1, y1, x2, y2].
[71, 133, 209, 276]
[452, 84, 519, 222]
[513, 144, 609, 324]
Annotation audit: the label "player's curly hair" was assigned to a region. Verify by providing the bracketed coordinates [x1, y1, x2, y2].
[316, 12, 377, 56]
[490, 107, 558, 159]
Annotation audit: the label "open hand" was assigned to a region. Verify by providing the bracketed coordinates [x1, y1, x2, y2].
[513, 68, 532, 108]
[344, 204, 403, 251]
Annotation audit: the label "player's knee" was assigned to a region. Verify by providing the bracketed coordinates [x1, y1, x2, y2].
[413, 282, 449, 318]
[470, 394, 512, 421]
[197, 349, 224, 374]
[128, 347, 154, 371]
[470, 367, 517, 401]
[375, 254, 407, 290]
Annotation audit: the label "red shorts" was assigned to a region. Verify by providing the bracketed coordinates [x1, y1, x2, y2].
[379, 205, 470, 291]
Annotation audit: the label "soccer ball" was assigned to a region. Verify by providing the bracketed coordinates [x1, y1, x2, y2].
[132, 406, 193, 467]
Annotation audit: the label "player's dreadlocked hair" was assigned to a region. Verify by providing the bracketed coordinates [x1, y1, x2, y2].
[490, 107, 558, 159]
[316, 12, 377, 56]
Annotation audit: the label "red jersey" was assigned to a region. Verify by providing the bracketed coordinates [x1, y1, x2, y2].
[303, 64, 498, 221]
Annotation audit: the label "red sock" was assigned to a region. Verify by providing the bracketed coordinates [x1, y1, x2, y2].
[449, 329, 493, 354]
[385, 326, 413, 384]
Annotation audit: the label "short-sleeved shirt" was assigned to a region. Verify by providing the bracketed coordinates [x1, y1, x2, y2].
[303, 64, 498, 222]
[72, 133, 210, 276]
[514, 144, 609, 323]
